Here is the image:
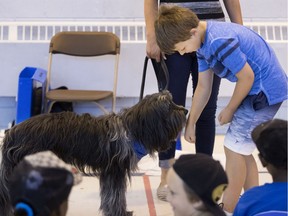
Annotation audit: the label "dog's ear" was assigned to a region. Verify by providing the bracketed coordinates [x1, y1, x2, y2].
[152, 91, 173, 108]
[158, 90, 172, 100]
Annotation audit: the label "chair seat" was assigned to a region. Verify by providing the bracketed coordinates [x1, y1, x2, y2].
[46, 89, 113, 102]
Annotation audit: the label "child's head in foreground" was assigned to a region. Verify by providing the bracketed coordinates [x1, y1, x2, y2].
[167, 153, 228, 216]
[9, 159, 74, 216]
[154, 5, 201, 55]
[252, 119, 287, 171]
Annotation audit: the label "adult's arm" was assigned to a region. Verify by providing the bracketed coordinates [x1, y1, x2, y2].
[223, 0, 243, 24]
[144, 0, 161, 61]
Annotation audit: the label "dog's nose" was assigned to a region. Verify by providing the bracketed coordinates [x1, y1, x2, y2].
[184, 109, 188, 115]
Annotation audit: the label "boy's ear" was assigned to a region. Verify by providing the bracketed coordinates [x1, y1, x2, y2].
[190, 28, 198, 37]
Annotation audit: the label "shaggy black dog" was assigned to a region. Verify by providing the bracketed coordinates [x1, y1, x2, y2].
[0, 91, 187, 216]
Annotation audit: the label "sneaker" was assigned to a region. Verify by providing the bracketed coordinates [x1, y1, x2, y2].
[157, 185, 168, 201]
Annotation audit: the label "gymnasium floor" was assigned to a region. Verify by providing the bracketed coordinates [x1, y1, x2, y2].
[0, 131, 271, 216]
[67, 136, 271, 216]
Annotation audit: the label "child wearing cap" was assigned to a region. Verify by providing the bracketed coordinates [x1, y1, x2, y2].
[154, 5, 288, 214]
[166, 153, 228, 216]
[233, 119, 288, 216]
[8, 152, 76, 216]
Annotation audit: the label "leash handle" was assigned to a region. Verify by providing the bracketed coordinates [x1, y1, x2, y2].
[139, 56, 169, 101]
[139, 56, 149, 101]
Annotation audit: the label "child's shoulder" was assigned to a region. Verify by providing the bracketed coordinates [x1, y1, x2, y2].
[207, 20, 247, 37]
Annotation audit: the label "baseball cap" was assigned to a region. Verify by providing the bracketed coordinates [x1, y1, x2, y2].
[173, 154, 228, 216]
[252, 119, 287, 169]
[9, 159, 74, 216]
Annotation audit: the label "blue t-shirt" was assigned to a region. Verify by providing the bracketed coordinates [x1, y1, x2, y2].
[197, 21, 288, 105]
[233, 182, 288, 216]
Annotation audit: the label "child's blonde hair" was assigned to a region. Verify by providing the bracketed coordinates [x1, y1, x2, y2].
[154, 5, 199, 54]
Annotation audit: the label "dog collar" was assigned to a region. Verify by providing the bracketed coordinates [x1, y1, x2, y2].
[133, 141, 148, 160]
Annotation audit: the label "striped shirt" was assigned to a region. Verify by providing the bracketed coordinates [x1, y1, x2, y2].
[197, 21, 288, 106]
[160, 0, 225, 20]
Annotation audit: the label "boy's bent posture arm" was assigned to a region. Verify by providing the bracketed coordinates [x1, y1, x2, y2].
[185, 69, 214, 143]
[185, 62, 254, 143]
[218, 63, 254, 125]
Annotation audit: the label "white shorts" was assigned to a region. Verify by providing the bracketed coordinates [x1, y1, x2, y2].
[224, 93, 282, 155]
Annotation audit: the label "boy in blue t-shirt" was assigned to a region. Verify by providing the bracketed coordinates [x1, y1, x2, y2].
[154, 5, 288, 214]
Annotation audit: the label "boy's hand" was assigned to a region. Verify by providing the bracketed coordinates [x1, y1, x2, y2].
[218, 107, 234, 125]
[184, 121, 196, 143]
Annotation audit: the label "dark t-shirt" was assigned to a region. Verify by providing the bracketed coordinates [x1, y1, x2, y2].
[160, 0, 225, 20]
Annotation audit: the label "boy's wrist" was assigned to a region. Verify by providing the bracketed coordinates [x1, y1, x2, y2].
[225, 105, 237, 113]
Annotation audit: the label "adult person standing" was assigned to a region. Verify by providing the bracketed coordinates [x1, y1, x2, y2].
[144, 0, 243, 201]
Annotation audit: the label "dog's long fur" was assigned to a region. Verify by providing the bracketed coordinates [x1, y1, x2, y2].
[0, 91, 187, 216]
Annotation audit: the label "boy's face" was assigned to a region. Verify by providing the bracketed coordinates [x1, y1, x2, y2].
[166, 168, 200, 216]
[174, 29, 202, 55]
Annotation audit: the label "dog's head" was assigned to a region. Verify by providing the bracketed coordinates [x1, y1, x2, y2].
[122, 90, 187, 155]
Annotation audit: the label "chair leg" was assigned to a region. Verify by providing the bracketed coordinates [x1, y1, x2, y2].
[112, 96, 116, 113]
[94, 102, 109, 114]
[44, 100, 56, 113]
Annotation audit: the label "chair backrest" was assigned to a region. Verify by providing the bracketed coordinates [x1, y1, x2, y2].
[45, 31, 121, 113]
[49, 31, 120, 56]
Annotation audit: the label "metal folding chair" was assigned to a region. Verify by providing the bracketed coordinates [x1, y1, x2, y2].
[44, 31, 120, 114]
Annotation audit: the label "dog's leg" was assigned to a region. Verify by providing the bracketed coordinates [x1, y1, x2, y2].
[99, 167, 130, 216]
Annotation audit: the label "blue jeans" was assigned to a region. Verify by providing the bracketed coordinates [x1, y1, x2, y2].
[158, 52, 221, 166]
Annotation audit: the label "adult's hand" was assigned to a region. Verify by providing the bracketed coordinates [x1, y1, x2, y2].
[146, 37, 161, 62]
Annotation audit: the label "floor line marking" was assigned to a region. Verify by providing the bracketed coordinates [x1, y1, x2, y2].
[143, 175, 157, 216]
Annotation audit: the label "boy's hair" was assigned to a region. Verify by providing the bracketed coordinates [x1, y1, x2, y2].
[252, 119, 287, 169]
[154, 5, 199, 54]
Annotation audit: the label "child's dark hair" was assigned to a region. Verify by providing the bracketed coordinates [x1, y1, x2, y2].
[9, 160, 74, 216]
[14, 207, 30, 216]
[154, 5, 199, 54]
[252, 119, 287, 169]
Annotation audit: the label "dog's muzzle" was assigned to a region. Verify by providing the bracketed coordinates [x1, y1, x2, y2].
[171, 102, 188, 115]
